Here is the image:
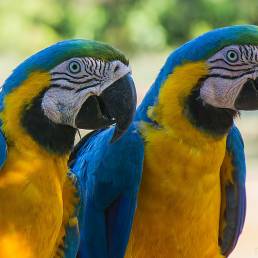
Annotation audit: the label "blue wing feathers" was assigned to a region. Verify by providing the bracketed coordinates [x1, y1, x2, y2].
[226, 126, 246, 236]
[78, 198, 109, 258]
[0, 130, 7, 169]
[220, 125, 246, 257]
[70, 123, 144, 258]
[106, 192, 138, 258]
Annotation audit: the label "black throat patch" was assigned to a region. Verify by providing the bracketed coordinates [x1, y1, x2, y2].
[184, 78, 237, 137]
[21, 90, 76, 155]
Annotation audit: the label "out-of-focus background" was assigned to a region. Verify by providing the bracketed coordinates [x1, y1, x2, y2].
[0, 0, 257, 257]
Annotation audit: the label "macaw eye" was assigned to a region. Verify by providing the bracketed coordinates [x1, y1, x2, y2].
[226, 50, 239, 63]
[68, 61, 81, 74]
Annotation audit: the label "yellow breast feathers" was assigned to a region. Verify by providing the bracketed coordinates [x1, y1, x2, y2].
[126, 62, 227, 258]
[0, 72, 77, 258]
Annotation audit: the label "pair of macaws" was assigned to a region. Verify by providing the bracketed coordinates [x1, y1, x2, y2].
[0, 24, 258, 258]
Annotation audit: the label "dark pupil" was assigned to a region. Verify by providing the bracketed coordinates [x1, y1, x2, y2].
[230, 52, 236, 59]
[72, 64, 78, 70]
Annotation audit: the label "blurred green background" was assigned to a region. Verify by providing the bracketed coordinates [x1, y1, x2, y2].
[0, 0, 258, 257]
[0, 0, 258, 55]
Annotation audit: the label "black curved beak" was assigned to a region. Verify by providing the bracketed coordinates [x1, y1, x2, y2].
[235, 78, 258, 110]
[75, 73, 136, 143]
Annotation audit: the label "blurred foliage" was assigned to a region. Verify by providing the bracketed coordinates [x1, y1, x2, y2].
[0, 0, 257, 56]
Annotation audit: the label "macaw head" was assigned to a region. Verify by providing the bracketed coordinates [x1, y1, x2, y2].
[0, 40, 136, 155]
[147, 25, 258, 137]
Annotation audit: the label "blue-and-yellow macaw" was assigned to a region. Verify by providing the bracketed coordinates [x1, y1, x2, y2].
[0, 39, 136, 258]
[70, 25, 258, 258]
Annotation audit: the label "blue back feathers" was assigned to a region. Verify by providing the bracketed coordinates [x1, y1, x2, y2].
[70, 123, 144, 258]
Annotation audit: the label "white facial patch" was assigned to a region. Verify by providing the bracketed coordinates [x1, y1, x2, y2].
[42, 57, 131, 127]
[200, 45, 258, 109]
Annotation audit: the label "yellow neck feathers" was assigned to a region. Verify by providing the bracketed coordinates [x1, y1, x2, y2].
[0, 71, 69, 183]
[0, 72, 75, 258]
[0, 72, 51, 153]
[146, 61, 224, 146]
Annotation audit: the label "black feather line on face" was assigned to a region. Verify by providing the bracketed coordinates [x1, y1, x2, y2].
[21, 89, 76, 155]
[184, 77, 237, 138]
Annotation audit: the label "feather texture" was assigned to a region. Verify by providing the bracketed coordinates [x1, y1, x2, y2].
[70, 123, 144, 258]
[0, 130, 7, 169]
[219, 126, 246, 256]
[71, 25, 257, 258]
